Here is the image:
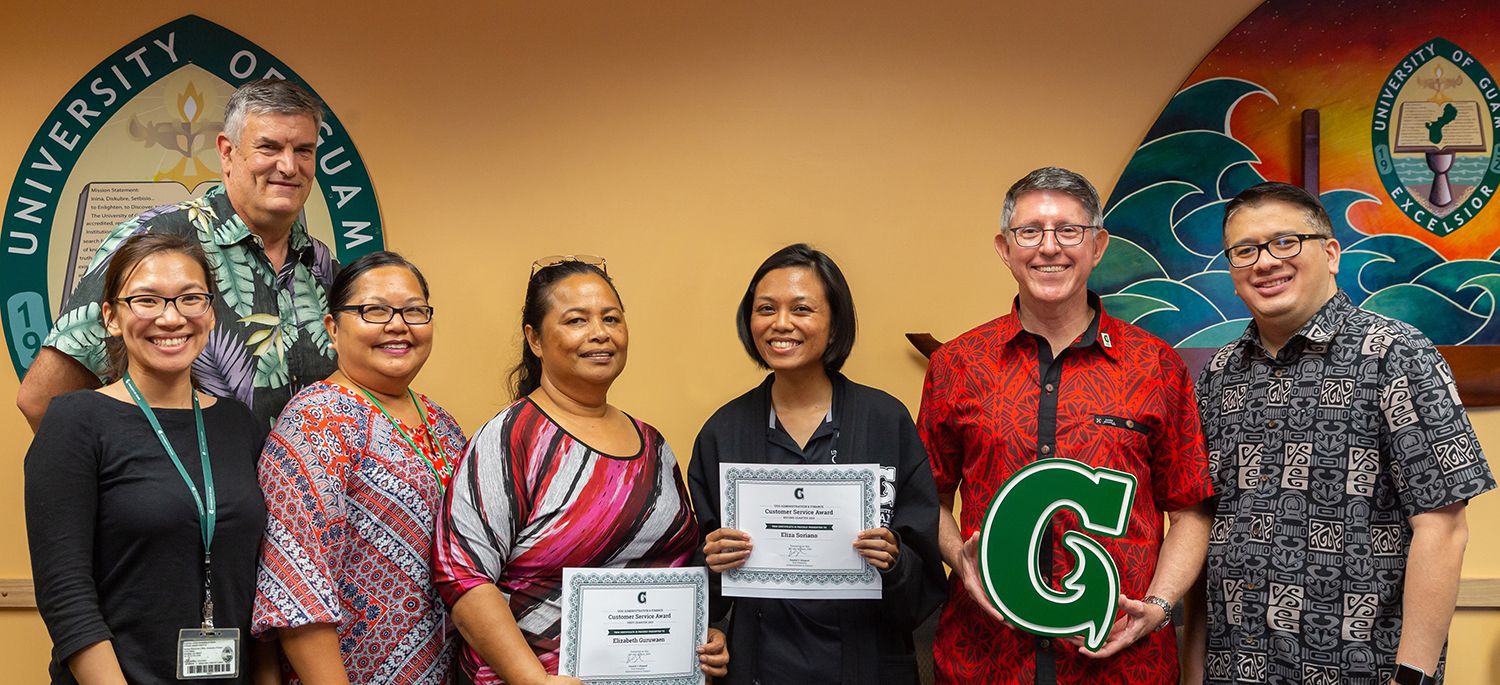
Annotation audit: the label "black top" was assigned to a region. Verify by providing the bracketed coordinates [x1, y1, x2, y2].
[688, 373, 947, 685]
[758, 401, 842, 683]
[25, 390, 269, 684]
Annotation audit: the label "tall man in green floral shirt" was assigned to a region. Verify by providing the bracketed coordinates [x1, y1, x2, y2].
[16, 79, 339, 428]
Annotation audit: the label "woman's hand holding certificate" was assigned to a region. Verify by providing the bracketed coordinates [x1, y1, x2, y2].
[558, 567, 712, 685]
[717, 463, 883, 599]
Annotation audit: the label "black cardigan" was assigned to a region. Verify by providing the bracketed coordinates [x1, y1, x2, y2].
[687, 373, 947, 685]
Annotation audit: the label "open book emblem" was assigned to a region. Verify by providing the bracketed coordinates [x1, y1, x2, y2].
[1371, 37, 1500, 237]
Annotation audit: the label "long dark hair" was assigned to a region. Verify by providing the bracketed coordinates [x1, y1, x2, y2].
[100, 232, 216, 379]
[508, 261, 622, 399]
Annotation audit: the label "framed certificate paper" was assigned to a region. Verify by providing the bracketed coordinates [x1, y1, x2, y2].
[720, 463, 881, 599]
[559, 566, 708, 685]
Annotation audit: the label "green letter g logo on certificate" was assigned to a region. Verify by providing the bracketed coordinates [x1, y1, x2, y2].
[978, 458, 1137, 652]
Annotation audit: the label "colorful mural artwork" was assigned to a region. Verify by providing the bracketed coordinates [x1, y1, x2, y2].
[1094, 0, 1500, 353]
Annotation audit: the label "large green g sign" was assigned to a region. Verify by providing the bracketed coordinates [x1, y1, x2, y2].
[978, 458, 1136, 651]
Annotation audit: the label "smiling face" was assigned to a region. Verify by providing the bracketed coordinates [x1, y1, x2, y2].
[749, 266, 831, 374]
[526, 273, 629, 392]
[217, 111, 318, 232]
[995, 189, 1109, 311]
[102, 252, 215, 382]
[326, 266, 434, 392]
[1225, 200, 1340, 340]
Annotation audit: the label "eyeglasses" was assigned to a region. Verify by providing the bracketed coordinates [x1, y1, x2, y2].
[1224, 233, 1328, 268]
[530, 254, 607, 276]
[1006, 224, 1099, 248]
[114, 292, 215, 318]
[333, 304, 435, 325]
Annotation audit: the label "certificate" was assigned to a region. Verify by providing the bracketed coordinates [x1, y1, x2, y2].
[559, 566, 708, 685]
[720, 463, 881, 599]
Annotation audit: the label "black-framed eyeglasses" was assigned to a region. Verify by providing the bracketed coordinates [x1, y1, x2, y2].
[333, 304, 435, 325]
[1006, 224, 1099, 248]
[530, 254, 607, 276]
[1225, 233, 1328, 268]
[114, 292, 215, 318]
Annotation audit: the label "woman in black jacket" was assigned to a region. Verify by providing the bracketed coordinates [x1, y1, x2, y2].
[687, 243, 946, 685]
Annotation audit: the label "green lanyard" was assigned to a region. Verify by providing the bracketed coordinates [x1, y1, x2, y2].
[122, 371, 219, 630]
[355, 385, 453, 490]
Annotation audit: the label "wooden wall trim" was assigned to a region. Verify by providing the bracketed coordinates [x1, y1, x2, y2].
[1458, 577, 1500, 609]
[0, 579, 34, 609]
[1438, 346, 1500, 408]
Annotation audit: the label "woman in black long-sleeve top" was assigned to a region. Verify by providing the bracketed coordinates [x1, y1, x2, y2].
[687, 243, 947, 685]
[25, 233, 268, 684]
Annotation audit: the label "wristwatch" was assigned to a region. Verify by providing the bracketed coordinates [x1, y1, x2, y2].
[1393, 663, 1433, 685]
[1141, 595, 1172, 631]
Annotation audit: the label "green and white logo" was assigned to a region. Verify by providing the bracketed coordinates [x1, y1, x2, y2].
[978, 458, 1136, 651]
[1, 15, 383, 378]
[1371, 36, 1500, 236]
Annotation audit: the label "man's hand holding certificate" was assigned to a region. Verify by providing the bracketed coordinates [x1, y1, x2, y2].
[713, 463, 885, 599]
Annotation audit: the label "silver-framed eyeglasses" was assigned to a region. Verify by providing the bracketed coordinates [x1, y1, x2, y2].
[114, 292, 214, 318]
[531, 254, 607, 276]
[1006, 224, 1098, 248]
[333, 304, 435, 325]
[1224, 233, 1328, 268]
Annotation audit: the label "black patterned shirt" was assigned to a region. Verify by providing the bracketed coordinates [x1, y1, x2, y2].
[1195, 290, 1494, 685]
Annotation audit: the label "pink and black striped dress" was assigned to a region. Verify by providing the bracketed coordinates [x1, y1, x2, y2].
[433, 398, 699, 684]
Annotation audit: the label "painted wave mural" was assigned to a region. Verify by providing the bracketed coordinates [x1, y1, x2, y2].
[1092, 77, 1500, 348]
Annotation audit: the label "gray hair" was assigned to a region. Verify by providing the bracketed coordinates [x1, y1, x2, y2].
[1000, 166, 1106, 230]
[222, 79, 324, 145]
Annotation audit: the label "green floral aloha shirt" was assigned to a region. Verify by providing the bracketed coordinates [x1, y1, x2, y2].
[43, 184, 339, 425]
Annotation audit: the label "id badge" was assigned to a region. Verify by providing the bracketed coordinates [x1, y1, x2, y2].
[176, 628, 239, 680]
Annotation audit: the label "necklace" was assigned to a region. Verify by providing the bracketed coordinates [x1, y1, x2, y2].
[346, 379, 454, 490]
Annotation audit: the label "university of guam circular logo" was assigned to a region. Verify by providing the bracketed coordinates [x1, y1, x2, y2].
[0, 15, 383, 378]
[1372, 37, 1500, 236]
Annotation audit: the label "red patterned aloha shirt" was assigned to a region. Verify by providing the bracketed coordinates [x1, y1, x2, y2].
[918, 295, 1213, 685]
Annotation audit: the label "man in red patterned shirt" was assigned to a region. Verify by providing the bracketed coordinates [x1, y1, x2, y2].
[918, 166, 1214, 684]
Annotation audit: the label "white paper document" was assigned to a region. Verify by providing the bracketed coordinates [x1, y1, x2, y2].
[559, 566, 708, 685]
[719, 463, 882, 599]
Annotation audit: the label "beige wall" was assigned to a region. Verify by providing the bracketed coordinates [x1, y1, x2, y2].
[2, 1, 1496, 681]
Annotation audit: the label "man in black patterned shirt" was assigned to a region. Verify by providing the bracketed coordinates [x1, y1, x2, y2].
[1186, 182, 1494, 685]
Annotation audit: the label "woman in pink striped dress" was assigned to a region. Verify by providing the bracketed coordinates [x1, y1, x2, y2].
[433, 257, 728, 685]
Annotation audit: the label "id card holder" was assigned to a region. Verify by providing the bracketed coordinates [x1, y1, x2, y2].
[176, 627, 239, 680]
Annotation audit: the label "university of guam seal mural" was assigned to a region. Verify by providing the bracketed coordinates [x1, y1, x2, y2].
[1372, 37, 1500, 237]
[1, 15, 384, 378]
[1090, 1, 1500, 357]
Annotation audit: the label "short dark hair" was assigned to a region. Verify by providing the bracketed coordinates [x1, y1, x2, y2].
[508, 261, 623, 399]
[100, 232, 216, 378]
[1223, 182, 1333, 241]
[736, 244, 857, 373]
[327, 251, 430, 311]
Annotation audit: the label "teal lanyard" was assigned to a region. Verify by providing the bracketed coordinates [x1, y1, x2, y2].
[354, 385, 453, 491]
[122, 371, 218, 630]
